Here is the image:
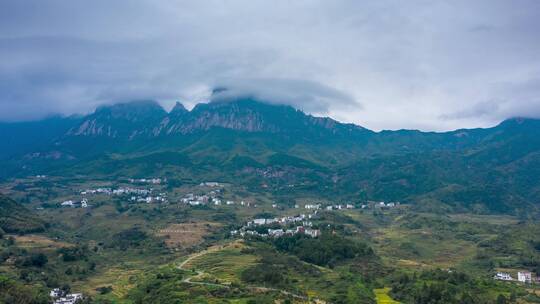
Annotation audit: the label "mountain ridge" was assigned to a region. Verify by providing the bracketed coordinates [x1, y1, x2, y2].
[1, 98, 539, 163]
[1, 98, 536, 139]
[1, 98, 540, 214]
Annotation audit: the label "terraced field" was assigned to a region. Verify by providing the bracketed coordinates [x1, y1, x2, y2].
[181, 241, 258, 283]
[156, 221, 221, 249]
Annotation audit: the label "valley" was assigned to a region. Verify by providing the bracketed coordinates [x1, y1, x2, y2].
[3, 1, 539, 302]
[1, 172, 539, 303]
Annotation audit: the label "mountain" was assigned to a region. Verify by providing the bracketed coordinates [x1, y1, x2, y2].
[155, 99, 369, 137]
[35, 98, 375, 167]
[59, 98, 370, 141]
[0, 194, 46, 234]
[1, 98, 539, 214]
[0, 115, 81, 160]
[66, 100, 167, 138]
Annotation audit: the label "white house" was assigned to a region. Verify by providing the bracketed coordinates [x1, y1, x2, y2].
[200, 182, 220, 187]
[266, 218, 277, 224]
[252, 219, 266, 225]
[304, 228, 321, 238]
[494, 272, 513, 281]
[50, 288, 63, 298]
[54, 293, 83, 304]
[61, 200, 74, 207]
[518, 271, 532, 283]
[268, 229, 284, 237]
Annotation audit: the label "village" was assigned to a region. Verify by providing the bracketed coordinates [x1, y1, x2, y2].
[296, 200, 401, 211]
[57, 186, 168, 209]
[54, 177, 171, 209]
[227, 200, 404, 240]
[230, 206, 322, 239]
[45, 174, 404, 214]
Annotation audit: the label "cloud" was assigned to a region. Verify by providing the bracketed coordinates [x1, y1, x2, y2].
[210, 78, 360, 114]
[441, 77, 540, 126]
[440, 100, 502, 120]
[0, 0, 539, 130]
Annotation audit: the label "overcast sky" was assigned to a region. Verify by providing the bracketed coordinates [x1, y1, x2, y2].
[1, 1, 539, 131]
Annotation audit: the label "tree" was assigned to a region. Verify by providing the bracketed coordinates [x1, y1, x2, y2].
[497, 294, 507, 304]
[30, 253, 48, 267]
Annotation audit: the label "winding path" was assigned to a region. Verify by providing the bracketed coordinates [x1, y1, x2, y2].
[176, 243, 324, 303]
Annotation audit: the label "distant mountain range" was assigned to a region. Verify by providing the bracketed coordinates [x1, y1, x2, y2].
[1, 98, 539, 214]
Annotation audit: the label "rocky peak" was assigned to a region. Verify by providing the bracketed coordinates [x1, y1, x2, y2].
[94, 100, 167, 122]
[68, 100, 167, 138]
[170, 102, 188, 116]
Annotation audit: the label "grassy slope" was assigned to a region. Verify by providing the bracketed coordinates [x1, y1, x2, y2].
[0, 194, 45, 233]
[374, 288, 400, 304]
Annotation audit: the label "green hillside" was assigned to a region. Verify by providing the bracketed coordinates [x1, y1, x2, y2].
[0, 194, 46, 234]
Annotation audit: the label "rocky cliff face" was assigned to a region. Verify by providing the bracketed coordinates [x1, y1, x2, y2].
[66, 98, 361, 140]
[67, 100, 167, 138]
[159, 100, 280, 135]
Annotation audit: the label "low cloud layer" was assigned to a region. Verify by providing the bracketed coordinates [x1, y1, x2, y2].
[211, 78, 359, 115]
[1, 1, 539, 131]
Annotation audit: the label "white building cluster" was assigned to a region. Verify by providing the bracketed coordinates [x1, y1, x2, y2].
[376, 201, 399, 208]
[232, 225, 321, 239]
[356, 201, 401, 210]
[247, 213, 316, 227]
[179, 189, 251, 208]
[180, 192, 221, 206]
[80, 187, 151, 196]
[304, 204, 321, 210]
[60, 198, 88, 208]
[325, 204, 355, 210]
[80, 186, 169, 204]
[129, 177, 164, 184]
[113, 187, 151, 196]
[494, 271, 535, 283]
[130, 195, 167, 203]
[494, 272, 513, 281]
[199, 182, 222, 187]
[231, 211, 321, 239]
[304, 202, 356, 211]
[50, 288, 83, 304]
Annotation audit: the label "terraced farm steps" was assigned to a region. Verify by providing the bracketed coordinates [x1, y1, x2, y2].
[177, 241, 327, 303]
